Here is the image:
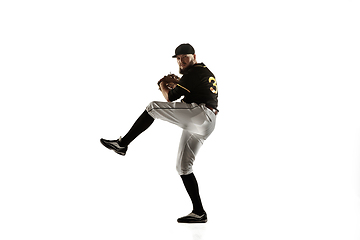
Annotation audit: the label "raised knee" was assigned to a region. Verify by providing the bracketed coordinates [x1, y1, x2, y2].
[146, 101, 158, 113]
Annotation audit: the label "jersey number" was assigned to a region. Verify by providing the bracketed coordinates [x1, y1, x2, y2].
[209, 77, 218, 94]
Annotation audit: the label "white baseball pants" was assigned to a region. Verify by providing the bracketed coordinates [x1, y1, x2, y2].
[146, 101, 216, 175]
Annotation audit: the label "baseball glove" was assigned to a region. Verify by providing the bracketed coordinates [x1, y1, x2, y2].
[158, 73, 180, 90]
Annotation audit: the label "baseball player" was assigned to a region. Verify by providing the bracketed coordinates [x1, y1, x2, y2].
[100, 43, 218, 223]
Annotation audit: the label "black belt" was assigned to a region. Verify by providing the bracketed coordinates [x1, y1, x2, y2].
[206, 105, 219, 115]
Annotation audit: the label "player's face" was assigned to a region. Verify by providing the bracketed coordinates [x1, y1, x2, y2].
[177, 54, 196, 74]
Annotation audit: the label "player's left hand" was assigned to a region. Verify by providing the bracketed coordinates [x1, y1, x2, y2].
[158, 73, 180, 87]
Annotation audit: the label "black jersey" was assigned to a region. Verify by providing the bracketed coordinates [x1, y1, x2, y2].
[168, 63, 219, 110]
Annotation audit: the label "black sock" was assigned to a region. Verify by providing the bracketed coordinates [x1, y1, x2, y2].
[180, 173, 205, 215]
[120, 110, 154, 147]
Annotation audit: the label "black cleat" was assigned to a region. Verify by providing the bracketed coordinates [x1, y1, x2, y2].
[177, 212, 207, 223]
[100, 137, 127, 156]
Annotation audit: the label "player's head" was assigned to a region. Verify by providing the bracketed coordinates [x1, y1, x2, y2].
[172, 43, 197, 74]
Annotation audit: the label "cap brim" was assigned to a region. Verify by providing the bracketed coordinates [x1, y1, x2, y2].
[172, 54, 177, 58]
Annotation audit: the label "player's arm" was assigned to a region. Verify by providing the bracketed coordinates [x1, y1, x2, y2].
[167, 82, 190, 102]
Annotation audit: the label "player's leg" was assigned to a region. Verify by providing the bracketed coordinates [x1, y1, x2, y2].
[119, 110, 154, 147]
[101, 101, 200, 152]
[100, 101, 197, 154]
[176, 130, 204, 175]
[176, 130, 207, 223]
[146, 101, 214, 137]
[180, 173, 205, 215]
[118, 100, 205, 146]
[100, 109, 154, 154]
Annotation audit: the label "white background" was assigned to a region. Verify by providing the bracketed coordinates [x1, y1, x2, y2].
[1, 0, 360, 239]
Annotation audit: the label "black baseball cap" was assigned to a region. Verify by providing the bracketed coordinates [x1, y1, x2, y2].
[172, 43, 195, 58]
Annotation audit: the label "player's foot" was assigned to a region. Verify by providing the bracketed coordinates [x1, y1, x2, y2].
[100, 137, 128, 156]
[177, 212, 207, 223]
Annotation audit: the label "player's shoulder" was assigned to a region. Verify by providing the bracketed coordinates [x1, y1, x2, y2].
[192, 62, 207, 70]
[181, 63, 215, 83]
[189, 63, 213, 75]
[194, 62, 207, 68]
[196, 63, 216, 79]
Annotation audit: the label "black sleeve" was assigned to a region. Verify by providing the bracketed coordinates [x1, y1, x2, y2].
[168, 74, 194, 102]
[168, 84, 189, 102]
